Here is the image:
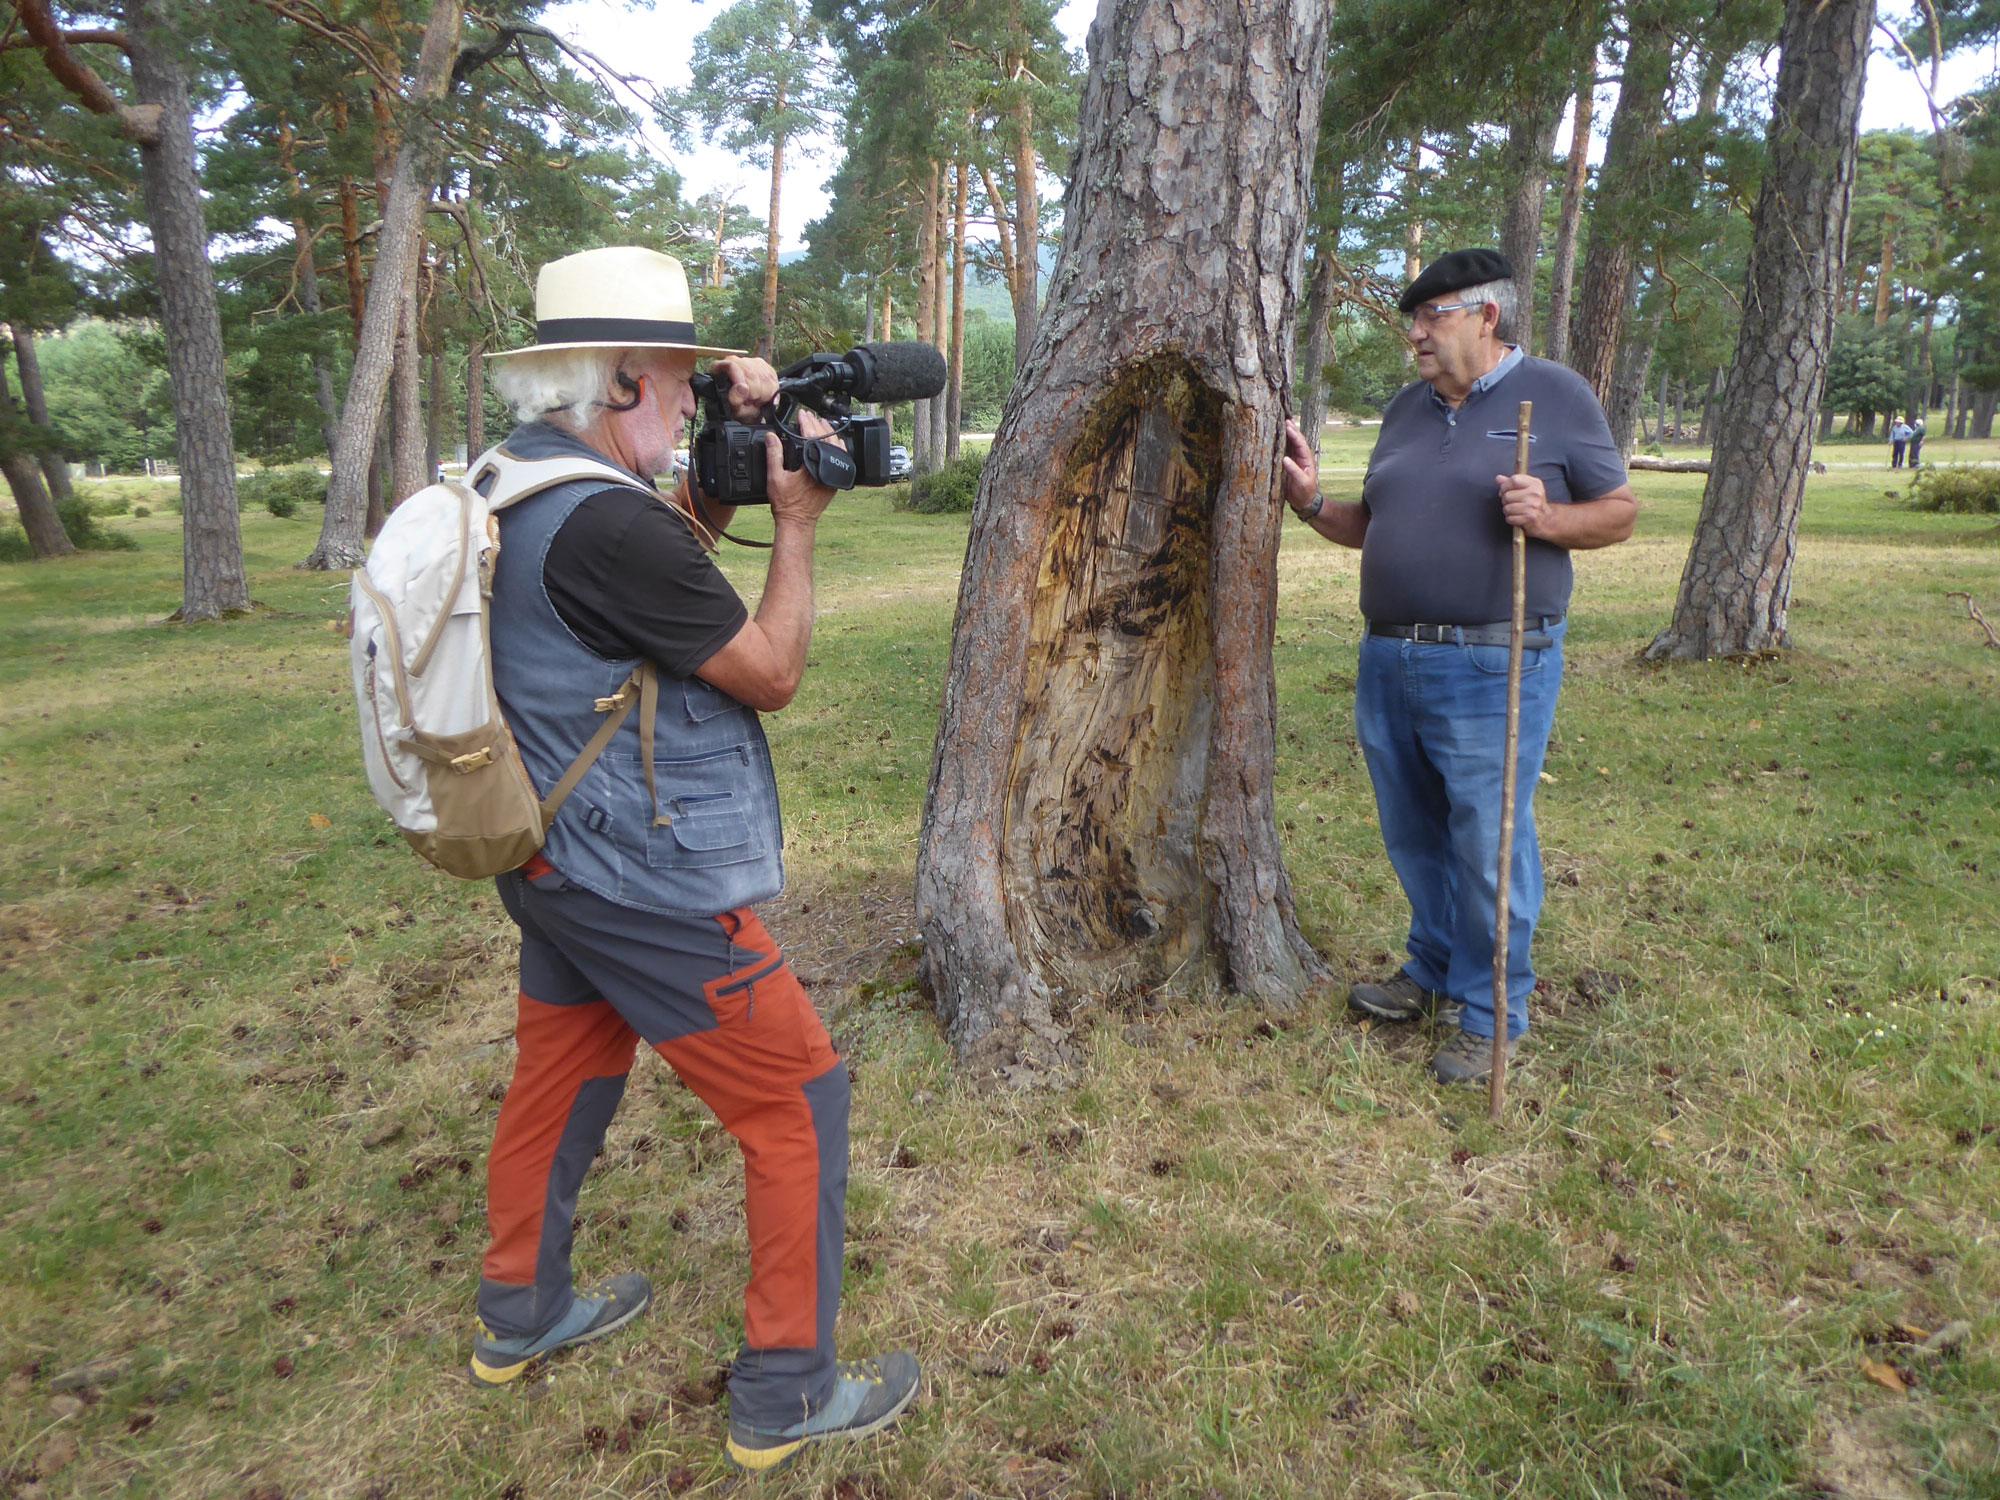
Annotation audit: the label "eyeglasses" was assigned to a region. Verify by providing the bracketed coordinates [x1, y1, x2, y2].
[1407, 300, 1483, 327]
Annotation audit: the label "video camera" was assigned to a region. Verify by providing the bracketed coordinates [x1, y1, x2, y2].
[689, 342, 948, 507]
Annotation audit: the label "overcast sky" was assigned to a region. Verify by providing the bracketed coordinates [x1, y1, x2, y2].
[544, 0, 1996, 254]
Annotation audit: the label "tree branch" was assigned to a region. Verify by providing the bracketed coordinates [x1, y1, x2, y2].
[1945, 592, 2000, 649]
[10, 0, 159, 142]
[0, 25, 127, 51]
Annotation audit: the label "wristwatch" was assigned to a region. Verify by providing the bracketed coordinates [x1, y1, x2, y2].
[1294, 494, 1324, 521]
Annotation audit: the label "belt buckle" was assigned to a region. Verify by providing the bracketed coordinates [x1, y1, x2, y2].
[1416, 623, 1447, 644]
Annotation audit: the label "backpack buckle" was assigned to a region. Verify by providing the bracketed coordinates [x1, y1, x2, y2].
[594, 687, 634, 713]
[449, 748, 494, 773]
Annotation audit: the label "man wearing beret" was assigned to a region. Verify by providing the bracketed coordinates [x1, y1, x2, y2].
[1280, 248, 1637, 1085]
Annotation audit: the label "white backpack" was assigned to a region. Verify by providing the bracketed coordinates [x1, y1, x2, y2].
[349, 446, 700, 879]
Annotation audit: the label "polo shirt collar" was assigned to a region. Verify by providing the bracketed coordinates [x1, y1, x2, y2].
[1429, 344, 1523, 413]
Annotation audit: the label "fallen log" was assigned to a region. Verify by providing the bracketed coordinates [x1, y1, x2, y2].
[1627, 455, 1711, 472]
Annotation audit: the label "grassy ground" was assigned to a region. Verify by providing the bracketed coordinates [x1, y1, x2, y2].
[1, 448, 1997, 1499]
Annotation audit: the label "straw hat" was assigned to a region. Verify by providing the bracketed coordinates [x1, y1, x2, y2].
[488, 246, 743, 360]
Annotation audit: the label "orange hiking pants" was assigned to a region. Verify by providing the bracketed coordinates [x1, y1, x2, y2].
[481, 860, 849, 1429]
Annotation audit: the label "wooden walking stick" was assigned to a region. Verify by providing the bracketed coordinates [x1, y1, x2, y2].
[1489, 399, 1532, 1124]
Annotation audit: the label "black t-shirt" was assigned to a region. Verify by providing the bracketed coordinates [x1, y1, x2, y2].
[541, 487, 748, 678]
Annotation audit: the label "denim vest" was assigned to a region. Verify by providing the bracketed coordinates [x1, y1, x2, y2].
[487, 422, 784, 916]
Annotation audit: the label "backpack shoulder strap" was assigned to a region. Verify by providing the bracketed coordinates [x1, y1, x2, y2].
[466, 443, 719, 551]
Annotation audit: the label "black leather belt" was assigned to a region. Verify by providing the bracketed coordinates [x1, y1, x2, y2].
[1369, 618, 1560, 648]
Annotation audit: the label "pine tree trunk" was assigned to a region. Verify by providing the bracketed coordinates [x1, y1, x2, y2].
[279, 114, 341, 457]
[1701, 364, 1724, 445]
[1872, 226, 1895, 327]
[0, 351, 74, 558]
[1298, 244, 1336, 455]
[1569, 27, 1672, 399]
[390, 251, 426, 505]
[425, 324, 445, 481]
[913, 163, 938, 471]
[125, 0, 249, 619]
[8, 323, 75, 504]
[1499, 101, 1560, 350]
[306, 0, 462, 570]
[760, 120, 786, 362]
[929, 186, 951, 472]
[466, 338, 486, 457]
[1011, 92, 1040, 368]
[1545, 74, 1594, 366]
[947, 159, 968, 460]
[1974, 388, 1998, 440]
[1403, 137, 1424, 283]
[1672, 380, 1684, 442]
[711, 198, 727, 288]
[1607, 280, 1659, 454]
[1645, 0, 1874, 661]
[916, 0, 1334, 1076]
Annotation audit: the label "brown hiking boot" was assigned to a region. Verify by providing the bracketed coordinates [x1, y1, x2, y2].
[1348, 971, 1453, 1024]
[1430, 1028, 1520, 1086]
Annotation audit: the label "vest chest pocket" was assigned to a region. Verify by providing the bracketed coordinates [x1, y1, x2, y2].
[639, 744, 765, 869]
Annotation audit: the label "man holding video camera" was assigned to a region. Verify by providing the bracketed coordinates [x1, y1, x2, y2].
[470, 246, 917, 1473]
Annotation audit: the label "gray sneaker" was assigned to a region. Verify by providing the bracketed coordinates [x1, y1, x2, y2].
[725, 1351, 921, 1473]
[468, 1273, 652, 1386]
[1348, 971, 1453, 1023]
[1430, 1029, 1520, 1086]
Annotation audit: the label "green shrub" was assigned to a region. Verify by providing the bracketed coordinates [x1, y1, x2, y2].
[1908, 464, 2000, 515]
[57, 496, 139, 551]
[238, 467, 326, 517]
[899, 451, 986, 514]
[133, 505, 151, 518]
[80, 478, 176, 514]
[0, 528, 30, 563]
[81, 489, 129, 517]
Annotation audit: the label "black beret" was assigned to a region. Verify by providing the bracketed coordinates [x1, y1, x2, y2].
[1398, 248, 1515, 314]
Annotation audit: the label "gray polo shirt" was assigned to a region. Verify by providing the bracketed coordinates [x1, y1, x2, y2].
[1358, 350, 1627, 625]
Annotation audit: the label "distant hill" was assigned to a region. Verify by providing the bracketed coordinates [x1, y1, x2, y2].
[773, 246, 1047, 328]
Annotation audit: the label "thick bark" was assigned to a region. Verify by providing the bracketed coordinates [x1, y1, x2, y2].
[125, 0, 248, 619]
[1298, 243, 1336, 455]
[1499, 100, 1561, 349]
[390, 249, 426, 504]
[928, 185, 950, 471]
[1545, 75, 1594, 365]
[912, 162, 938, 471]
[1011, 91, 1040, 368]
[1872, 226, 1895, 327]
[0, 352, 74, 558]
[947, 157, 968, 460]
[1569, 27, 1672, 400]
[1645, 0, 1873, 662]
[9, 323, 75, 503]
[1402, 137, 1423, 283]
[1606, 278, 1659, 454]
[466, 338, 486, 457]
[916, 0, 1333, 1076]
[278, 115, 340, 456]
[306, 0, 462, 570]
[760, 118, 785, 362]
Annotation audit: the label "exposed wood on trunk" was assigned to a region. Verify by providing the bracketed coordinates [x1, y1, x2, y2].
[947, 157, 968, 461]
[8, 322, 75, 504]
[306, 0, 463, 570]
[1645, 0, 1874, 661]
[0, 347, 74, 558]
[123, 0, 247, 619]
[1545, 74, 1594, 366]
[917, 0, 1333, 1077]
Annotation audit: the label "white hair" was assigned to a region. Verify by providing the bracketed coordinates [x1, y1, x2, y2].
[1458, 278, 1520, 344]
[489, 346, 635, 429]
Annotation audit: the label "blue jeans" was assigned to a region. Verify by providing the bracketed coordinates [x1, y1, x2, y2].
[1353, 621, 1566, 1041]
